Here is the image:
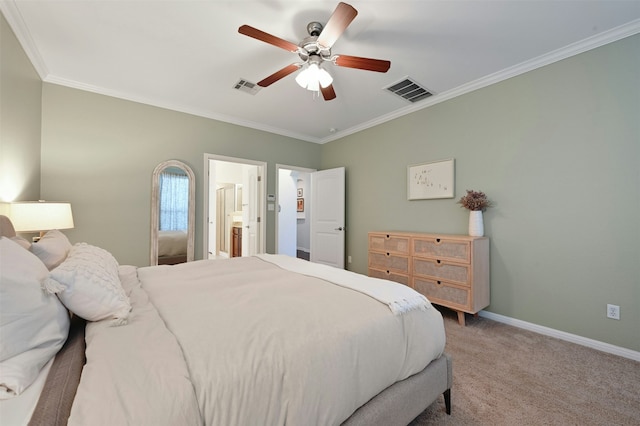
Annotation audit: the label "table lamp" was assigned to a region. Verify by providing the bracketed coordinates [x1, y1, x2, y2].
[3, 201, 74, 240]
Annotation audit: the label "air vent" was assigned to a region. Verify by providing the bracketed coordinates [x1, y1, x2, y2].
[234, 79, 261, 95]
[384, 77, 433, 103]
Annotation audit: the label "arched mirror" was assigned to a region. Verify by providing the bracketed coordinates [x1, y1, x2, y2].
[150, 160, 195, 266]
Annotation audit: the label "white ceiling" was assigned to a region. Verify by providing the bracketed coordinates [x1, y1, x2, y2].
[3, 1, 640, 143]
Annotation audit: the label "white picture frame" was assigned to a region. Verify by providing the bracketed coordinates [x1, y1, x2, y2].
[407, 158, 455, 200]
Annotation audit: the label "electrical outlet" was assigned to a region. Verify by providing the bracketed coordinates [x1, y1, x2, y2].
[607, 304, 620, 320]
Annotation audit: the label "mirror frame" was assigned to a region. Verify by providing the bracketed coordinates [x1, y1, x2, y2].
[150, 160, 196, 266]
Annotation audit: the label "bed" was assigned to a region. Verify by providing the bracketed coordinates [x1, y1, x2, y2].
[157, 229, 188, 264]
[0, 214, 452, 425]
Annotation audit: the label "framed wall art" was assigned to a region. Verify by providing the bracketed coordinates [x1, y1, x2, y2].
[407, 158, 455, 200]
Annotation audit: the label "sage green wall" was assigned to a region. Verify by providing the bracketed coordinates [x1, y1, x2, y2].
[5, 6, 638, 352]
[40, 84, 321, 266]
[0, 14, 41, 202]
[321, 35, 640, 351]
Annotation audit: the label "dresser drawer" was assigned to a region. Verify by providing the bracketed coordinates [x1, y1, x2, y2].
[368, 268, 410, 286]
[413, 258, 469, 285]
[413, 277, 470, 310]
[412, 237, 470, 263]
[368, 231, 489, 326]
[369, 252, 410, 274]
[369, 233, 410, 254]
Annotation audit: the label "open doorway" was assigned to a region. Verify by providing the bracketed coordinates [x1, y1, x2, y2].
[204, 154, 266, 259]
[276, 164, 315, 260]
[276, 165, 346, 268]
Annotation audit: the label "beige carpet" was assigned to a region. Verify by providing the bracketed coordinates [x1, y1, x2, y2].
[410, 309, 640, 426]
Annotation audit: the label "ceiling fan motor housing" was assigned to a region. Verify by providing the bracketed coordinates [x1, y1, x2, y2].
[307, 21, 323, 36]
[238, 2, 389, 101]
[299, 22, 332, 62]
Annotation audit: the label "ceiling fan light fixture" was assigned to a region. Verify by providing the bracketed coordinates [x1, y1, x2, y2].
[318, 67, 333, 88]
[239, 3, 390, 101]
[295, 62, 333, 91]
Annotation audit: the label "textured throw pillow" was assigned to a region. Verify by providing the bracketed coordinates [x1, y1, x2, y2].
[30, 229, 73, 270]
[0, 237, 70, 399]
[45, 243, 131, 326]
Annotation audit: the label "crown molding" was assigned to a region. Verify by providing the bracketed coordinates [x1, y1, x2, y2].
[43, 75, 322, 144]
[320, 18, 640, 144]
[0, 1, 49, 79]
[3, 0, 638, 144]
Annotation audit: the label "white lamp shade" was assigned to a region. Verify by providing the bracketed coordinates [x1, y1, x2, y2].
[295, 63, 333, 91]
[317, 68, 333, 88]
[5, 202, 74, 233]
[295, 67, 312, 88]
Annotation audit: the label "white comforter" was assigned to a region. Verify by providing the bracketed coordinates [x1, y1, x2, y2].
[69, 255, 445, 426]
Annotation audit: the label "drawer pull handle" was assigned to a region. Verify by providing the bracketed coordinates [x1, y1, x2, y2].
[436, 280, 443, 286]
[386, 252, 390, 257]
[436, 259, 441, 264]
[386, 234, 390, 239]
[436, 238, 441, 243]
[386, 270, 390, 275]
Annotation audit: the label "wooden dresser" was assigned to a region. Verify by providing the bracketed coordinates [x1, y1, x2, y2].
[368, 232, 490, 325]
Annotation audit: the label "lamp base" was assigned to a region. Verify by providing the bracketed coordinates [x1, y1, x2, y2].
[32, 231, 46, 243]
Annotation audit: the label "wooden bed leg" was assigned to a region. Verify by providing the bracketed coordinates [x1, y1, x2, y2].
[443, 389, 451, 415]
[456, 311, 466, 326]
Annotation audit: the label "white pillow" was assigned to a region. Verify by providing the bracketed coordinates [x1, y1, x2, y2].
[9, 235, 31, 250]
[46, 243, 131, 326]
[0, 237, 70, 399]
[30, 229, 72, 270]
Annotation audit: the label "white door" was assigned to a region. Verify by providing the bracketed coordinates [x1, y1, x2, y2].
[241, 165, 259, 256]
[277, 168, 297, 257]
[310, 167, 345, 268]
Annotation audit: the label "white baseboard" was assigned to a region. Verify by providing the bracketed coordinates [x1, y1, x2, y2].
[478, 311, 640, 362]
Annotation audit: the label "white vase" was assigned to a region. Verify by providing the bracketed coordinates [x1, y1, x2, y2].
[468, 211, 484, 237]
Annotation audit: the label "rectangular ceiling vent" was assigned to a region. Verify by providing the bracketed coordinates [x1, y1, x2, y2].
[384, 77, 433, 103]
[234, 79, 261, 95]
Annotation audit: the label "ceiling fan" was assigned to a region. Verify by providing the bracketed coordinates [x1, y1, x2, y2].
[238, 2, 391, 101]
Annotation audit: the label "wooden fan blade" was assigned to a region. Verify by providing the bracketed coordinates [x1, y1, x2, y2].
[334, 55, 391, 73]
[257, 64, 301, 87]
[317, 2, 358, 48]
[321, 84, 337, 101]
[238, 25, 299, 52]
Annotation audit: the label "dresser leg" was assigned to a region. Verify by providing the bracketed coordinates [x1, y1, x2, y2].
[457, 311, 466, 326]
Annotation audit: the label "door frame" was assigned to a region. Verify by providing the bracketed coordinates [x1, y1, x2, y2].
[275, 164, 316, 255]
[204, 154, 267, 259]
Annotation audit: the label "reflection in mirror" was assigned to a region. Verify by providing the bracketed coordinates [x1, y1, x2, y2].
[150, 160, 195, 266]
